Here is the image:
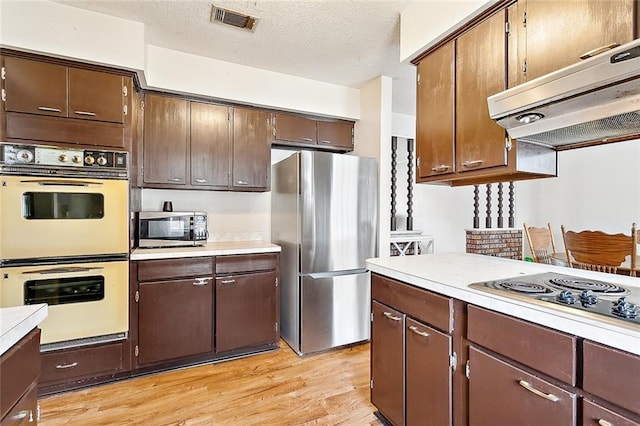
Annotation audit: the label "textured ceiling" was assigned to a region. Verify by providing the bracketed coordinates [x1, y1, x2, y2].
[51, 0, 417, 115]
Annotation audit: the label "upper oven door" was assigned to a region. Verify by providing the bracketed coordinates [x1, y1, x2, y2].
[0, 175, 128, 261]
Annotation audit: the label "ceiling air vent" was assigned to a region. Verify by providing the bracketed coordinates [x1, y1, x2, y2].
[210, 5, 257, 31]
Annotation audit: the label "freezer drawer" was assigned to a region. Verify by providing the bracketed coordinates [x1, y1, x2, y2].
[300, 271, 371, 354]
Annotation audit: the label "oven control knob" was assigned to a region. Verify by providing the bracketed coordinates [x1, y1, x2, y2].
[96, 156, 107, 166]
[58, 154, 68, 163]
[580, 290, 598, 307]
[72, 155, 83, 164]
[612, 297, 638, 319]
[16, 149, 34, 163]
[85, 155, 95, 165]
[556, 290, 577, 305]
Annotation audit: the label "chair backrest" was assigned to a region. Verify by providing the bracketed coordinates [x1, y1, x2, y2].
[561, 223, 637, 277]
[523, 223, 557, 264]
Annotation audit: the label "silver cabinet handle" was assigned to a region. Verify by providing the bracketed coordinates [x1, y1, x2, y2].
[518, 380, 559, 402]
[580, 43, 620, 60]
[383, 311, 402, 321]
[12, 410, 29, 420]
[38, 106, 62, 112]
[302, 137, 314, 142]
[193, 277, 212, 286]
[236, 180, 249, 186]
[219, 279, 236, 284]
[73, 110, 96, 116]
[194, 178, 208, 183]
[319, 140, 332, 144]
[597, 420, 613, 426]
[431, 165, 451, 173]
[408, 325, 430, 337]
[168, 178, 182, 182]
[56, 362, 78, 369]
[462, 160, 484, 168]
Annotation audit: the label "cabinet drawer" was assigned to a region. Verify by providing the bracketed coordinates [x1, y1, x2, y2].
[40, 342, 124, 384]
[137, 257, 213, 281]
[469, 346, 577, 425]
[372, 274, 452, 332]
[582, 399, 640, 426]
[0, 328, 40, 420]
[583, 340, 640, 416]
[467, 305, 576, 385]
[216, 253, 278, 275]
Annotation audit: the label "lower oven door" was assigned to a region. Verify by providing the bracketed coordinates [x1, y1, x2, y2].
[0, 260, 129, 345]
[0, 175, 128, 260]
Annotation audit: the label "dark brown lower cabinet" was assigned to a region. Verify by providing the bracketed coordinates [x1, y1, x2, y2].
[582, 399, 640, 426]
[137, 278, 213, 365]
[215, 271, 278, 352]
[371, 301, 404, 425]
[405, 317, 452, 425]
[371, 300, 453, 426]
[468, 346, 577, 425]
[1, 328, 40, 425]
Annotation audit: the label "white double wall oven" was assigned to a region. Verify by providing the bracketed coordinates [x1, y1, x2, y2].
[0, 143, 129, 348]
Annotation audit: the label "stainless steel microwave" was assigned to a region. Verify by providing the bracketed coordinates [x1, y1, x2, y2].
[137, 211, 208, 248]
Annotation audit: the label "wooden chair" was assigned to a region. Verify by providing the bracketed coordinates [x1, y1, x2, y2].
[523, 223, 557, 264]
[561, 223, 638, 277]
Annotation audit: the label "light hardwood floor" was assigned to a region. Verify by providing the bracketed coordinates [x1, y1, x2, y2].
[38, 341, 380, 425]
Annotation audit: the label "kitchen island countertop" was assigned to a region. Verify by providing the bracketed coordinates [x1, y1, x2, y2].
[0, 304, 47, 356]
[366, 253, 640, 356]
[131, 241, 281, 261]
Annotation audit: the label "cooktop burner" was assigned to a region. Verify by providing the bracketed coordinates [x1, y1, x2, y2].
[469, 272, 639, 328]
[547, 277, 626, 294]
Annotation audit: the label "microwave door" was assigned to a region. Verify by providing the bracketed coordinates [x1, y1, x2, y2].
[139, 216, 193, 247]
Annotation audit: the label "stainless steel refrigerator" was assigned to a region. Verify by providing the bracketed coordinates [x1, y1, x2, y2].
[271, 151, 378, 355]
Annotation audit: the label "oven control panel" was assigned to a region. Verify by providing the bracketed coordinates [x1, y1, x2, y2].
[1, 144, 127, 172]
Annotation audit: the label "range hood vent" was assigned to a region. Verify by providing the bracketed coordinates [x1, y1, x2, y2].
[210, 5, 257, 32]
[488, 39, 640, 149]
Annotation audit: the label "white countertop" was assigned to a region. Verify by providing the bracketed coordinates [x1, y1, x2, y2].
[0, 304, 48, 356]
[131, 241, 281, 260]
[366, 253, 640, 356]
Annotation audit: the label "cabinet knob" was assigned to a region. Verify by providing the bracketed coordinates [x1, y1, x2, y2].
[194, 178, 208, 183]
[168, 178, 182, 182]
[236, 180, 249, 186]
[597, 420, 613, 426]
[431, 165, 451, 173]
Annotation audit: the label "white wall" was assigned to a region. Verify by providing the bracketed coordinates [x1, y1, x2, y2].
[357, 76, 394, 257]
[400, 0, 497, 62]
[0, 0, 360, 120]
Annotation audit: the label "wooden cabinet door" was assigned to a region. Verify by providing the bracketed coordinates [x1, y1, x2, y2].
[405, 317, 452, 425]
[274, 113, 317, 144]
[68, 68, 124, 123]
[523, 0, 635, 82]
[456, 10, 508, 172]
[190, 102, 231, 188]
[317, 120, 354, 150]
[232, 107, 271, 190]
[469, 346, 577, 425]
[371, 300, 404, 426]
[138, 278, 213, 365]
[416, 41, 455, 179]
[3, 56, 67, 117]
[583, 399, 639, 426]
[215, 271, 278, 352]
[143, 94, 188, 185]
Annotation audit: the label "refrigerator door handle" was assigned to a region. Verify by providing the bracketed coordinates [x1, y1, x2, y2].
[305, 269, 369, 279]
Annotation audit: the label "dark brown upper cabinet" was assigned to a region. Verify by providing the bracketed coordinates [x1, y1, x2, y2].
[4, 56, 125, 124]
[273, 112, 354, 152]
[141, 94, 271, 192]
[1, 53, 131, 149]
[142, 94, 189, 185]
[416, 41, 455, 180]
[513, 0, 636, 85]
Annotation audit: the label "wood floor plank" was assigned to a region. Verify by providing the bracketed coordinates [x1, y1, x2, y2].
[38, 340, 379, 425]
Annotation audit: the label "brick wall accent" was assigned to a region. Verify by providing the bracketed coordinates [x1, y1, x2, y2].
[466, 229, 523, 260]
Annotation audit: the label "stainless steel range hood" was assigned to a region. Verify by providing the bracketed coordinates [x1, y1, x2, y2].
[488, 39, 640, 149]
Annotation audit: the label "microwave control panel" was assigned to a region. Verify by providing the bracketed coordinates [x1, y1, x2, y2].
[193, 215, 208, 241]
